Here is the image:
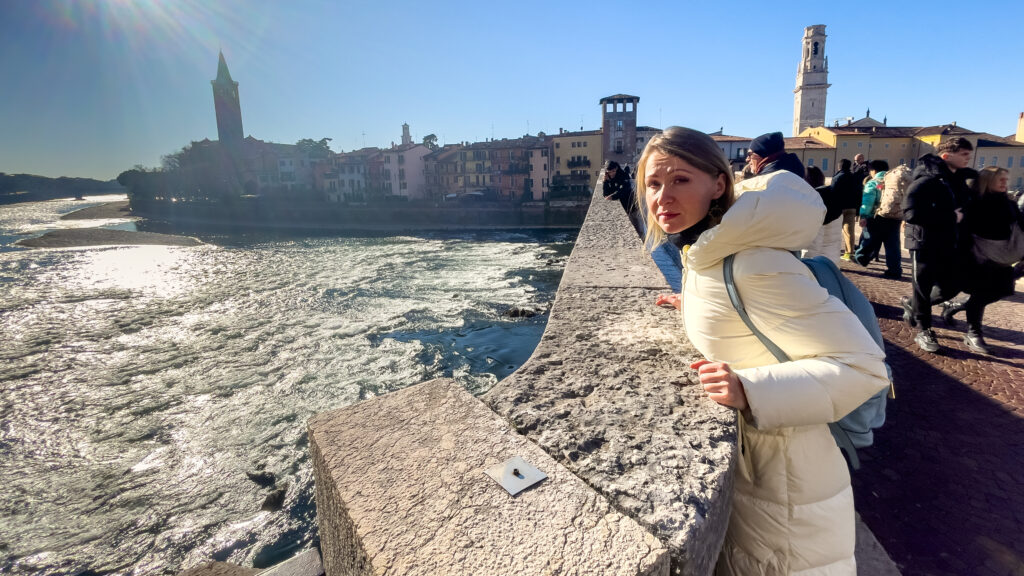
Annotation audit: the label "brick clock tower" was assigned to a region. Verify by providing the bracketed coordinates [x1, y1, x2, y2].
[792, 25, 830, 136]
[600, 94, 639, 168]
[212, 51, 244, 146]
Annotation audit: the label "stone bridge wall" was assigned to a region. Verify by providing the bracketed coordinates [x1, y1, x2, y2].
[308, 192, 737, 576]
[484, 193, 737, 574]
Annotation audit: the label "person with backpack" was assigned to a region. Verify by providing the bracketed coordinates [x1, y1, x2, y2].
[942, 166, 1024, 354]
[853, 160, 905, 279]
[637, 126, 889, 575]
[900, 137, 974, 352]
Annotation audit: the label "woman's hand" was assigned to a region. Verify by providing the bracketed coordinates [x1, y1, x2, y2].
[655, 293, 681, 310]
[690, 359, 748, 412]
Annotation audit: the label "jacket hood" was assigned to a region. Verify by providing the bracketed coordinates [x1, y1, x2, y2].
[686, 170, 825, 271]
[912, 154, 946, 181]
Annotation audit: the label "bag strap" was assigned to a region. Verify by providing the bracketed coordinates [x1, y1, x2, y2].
[722, 253, 861, 469]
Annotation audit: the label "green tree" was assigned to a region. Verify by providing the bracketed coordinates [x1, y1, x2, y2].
[296, 137, 333, 159]
[422, 134, 439, 151]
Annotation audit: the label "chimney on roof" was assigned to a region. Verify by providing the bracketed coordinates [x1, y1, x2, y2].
[952, 121, 956, 127]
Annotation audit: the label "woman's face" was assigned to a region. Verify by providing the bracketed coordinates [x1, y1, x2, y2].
[990, 171, 1009, 193]
[644, 151, 725, 234]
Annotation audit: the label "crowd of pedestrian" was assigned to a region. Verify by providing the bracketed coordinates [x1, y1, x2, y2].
[596, 126, 1024, 575]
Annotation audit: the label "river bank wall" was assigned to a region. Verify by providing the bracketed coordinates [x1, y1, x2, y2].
[131, 198, 588, 232]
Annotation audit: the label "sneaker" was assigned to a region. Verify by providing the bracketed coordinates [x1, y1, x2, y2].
[881, 270, 901, 279]
[915, 329, 940, 353]
[964, 332, 991, 355]
[840, 253, 853, 261]
[940, 300, 964, 326]
[900, 296, 918, 328]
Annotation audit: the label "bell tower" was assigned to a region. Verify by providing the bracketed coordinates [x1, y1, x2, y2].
[212, 51, 244, 146]
[792, 25, 829, 136]
[599, 94, 639, 168]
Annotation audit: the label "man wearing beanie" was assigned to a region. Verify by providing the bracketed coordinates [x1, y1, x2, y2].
[748, 131, 806, 178]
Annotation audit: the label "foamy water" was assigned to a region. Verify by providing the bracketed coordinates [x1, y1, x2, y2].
[0, 197, 573, 574]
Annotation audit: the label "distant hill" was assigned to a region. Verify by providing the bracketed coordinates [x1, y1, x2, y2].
[0, 173, 125, 205]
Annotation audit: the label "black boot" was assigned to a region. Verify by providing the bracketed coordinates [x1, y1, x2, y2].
[940, 300, 965, 325]
[963, 328, 991, 355]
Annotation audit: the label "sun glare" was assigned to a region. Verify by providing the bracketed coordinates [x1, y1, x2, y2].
[74, 245, 204, 298]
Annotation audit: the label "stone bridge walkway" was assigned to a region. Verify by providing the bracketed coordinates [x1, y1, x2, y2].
[841, 258, 1024, 576]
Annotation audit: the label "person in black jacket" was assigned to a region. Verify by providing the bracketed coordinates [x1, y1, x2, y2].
[601, 160, 643, 238]
[832, 159, 863, 260]
[942, 166, 1024, 354]
[900, 137, 974, 352]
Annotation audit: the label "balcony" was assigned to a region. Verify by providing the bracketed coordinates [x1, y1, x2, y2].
[566, 159, 591, 169]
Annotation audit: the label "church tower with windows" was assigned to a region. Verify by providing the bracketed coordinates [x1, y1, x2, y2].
[212, 51, 244, 146]
[792, 25, 830, 136]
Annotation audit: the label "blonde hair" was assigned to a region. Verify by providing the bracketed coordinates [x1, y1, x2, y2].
[635, 126, 736, 248]
[974, 165, 1009, 197]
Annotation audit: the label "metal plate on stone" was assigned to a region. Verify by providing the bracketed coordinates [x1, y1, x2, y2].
[484, 456, 547, 496]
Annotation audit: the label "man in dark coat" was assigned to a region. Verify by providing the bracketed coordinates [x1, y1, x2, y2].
[749, 131, 805, 178]
[601, 160, 643, 238]
[900, 137, 974, 352]
[851, 153, 870, 184]
[832, 159, 863, 260]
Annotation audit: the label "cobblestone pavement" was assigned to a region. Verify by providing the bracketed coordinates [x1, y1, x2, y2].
[840, 256, 1024, 576]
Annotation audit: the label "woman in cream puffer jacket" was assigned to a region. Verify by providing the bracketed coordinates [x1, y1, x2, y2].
[638, 127, 890, 575]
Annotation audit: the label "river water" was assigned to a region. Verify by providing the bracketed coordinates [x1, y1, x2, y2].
[0, 196, 575, 575]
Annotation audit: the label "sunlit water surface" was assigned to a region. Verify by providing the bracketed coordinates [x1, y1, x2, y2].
[0, 197, 574, 575]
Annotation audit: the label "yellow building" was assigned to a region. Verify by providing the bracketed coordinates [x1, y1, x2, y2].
[550, 129, 603, 196]
[975, 134, 1024, 192]
[801, 119, 1024, 191]
[783, 136, 837, 174]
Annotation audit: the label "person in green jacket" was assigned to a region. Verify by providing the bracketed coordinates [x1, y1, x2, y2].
[853, 160, 904, 278]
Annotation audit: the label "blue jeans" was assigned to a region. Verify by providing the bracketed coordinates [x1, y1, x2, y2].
[854, 216, 903, 275]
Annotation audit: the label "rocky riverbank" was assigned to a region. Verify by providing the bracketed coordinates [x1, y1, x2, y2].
[16, 227, 203, 248]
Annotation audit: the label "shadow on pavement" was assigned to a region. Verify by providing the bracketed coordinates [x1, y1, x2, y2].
[851, 335, 1024, 576]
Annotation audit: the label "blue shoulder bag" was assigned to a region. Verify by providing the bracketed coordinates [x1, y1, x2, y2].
[722, 253, 894, 470]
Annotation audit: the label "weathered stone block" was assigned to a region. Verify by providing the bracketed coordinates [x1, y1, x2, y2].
[309, 378, 668, 576]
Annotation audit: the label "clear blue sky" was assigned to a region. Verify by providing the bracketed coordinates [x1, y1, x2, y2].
[1, 0, 1022, 180]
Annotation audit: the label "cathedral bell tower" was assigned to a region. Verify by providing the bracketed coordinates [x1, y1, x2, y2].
[792, 25, 830, 136]
[212, 51, 244, 146]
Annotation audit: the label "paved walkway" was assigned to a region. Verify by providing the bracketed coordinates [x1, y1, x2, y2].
[840, 256, 1024, 576]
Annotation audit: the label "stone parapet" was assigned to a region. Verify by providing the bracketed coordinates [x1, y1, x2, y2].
[485, 194, 736, 575]
[308, 378, 668, 575]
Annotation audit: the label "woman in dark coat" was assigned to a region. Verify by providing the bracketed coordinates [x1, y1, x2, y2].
[944, 166, 1024, 355]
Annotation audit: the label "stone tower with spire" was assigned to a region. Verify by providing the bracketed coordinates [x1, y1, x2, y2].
[212, 51, 244, 146]
[792, 25, 830, 136]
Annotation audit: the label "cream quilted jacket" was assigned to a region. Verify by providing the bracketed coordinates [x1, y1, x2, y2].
[681, 170, 889, 575]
